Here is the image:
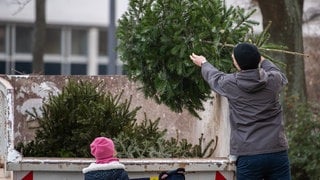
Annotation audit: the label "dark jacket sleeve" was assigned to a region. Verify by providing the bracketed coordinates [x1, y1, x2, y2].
[260, 60, 288, 87]
[201, 62, 229, 96]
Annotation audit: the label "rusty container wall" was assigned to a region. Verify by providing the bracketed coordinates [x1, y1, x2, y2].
[7, 75, 203, 146]
[0, 77, 14, 178]
[2, 75, 230, 155]
[0, 75, 234, 179]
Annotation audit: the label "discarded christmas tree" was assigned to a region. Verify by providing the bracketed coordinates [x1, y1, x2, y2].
[117, 0, 273, 118]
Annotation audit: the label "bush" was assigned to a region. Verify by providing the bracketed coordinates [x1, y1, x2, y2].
[16, 80, 216, 158]
[286, 102, 320, 179]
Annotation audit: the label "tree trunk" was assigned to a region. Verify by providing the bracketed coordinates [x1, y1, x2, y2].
[32, 0, 46, 74]
[257, 0, 307, 120]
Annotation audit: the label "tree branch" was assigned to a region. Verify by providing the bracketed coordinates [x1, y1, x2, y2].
[199, 40, 308, 57]
[10, 0, 32, 16]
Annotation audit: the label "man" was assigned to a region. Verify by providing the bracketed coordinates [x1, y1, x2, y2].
[190, 43, 291, 180]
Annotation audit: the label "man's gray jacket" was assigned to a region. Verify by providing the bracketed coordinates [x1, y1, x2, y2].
[201, 60, 289, 156]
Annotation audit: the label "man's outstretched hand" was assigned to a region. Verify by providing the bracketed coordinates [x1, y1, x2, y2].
[190, 53, 207, 67]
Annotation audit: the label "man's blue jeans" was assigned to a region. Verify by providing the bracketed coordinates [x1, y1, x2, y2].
[236, 150, 291, 180]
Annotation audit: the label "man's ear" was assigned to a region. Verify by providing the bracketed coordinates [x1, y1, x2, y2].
[232, 54, 241, 71]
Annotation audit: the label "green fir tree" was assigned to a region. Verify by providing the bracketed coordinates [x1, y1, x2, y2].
[117, 0, 274, 118]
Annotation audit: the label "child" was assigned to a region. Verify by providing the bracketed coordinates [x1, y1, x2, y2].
[82, 137, 129, 180]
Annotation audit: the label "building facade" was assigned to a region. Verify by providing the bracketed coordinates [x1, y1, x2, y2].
[0, 0, 128, 75]
[0, 0, 319, 75]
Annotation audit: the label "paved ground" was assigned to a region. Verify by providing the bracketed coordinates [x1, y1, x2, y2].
[0, 169, 10, 180]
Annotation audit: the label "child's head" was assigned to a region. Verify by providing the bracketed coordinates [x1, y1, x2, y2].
[90, 137, 117, 164]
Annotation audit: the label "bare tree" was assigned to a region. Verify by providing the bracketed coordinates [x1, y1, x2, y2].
[32, 0, 46, 74]
[11, 0, 32, 15]
[256, 0, 307, 118]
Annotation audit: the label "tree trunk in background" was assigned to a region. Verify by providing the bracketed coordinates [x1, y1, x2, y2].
[32, 0, 46, 74]
[257, 0, 307, 120]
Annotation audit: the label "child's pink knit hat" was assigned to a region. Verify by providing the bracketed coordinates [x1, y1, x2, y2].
[90, 137, 119, 164]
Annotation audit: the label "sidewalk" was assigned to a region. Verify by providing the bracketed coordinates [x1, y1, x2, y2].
[0, 169, 10, 180]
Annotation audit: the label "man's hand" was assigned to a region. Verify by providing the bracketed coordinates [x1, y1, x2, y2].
[190, 53, 207, 67]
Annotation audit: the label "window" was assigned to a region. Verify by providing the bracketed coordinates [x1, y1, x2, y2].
[45, 62, 61, 75]
[98, 64, 107, 75]
[98, 30, 107, 56]
[71, 29, 87, 55]
[71, 63, 87, 75]
[0, 25, 5, 74]
[16, 26, 33, 53]
[0, 62, 5, 74]
[45, 28, 61, 54]
[15, 61, 32, 74]
[0, 25, 5, 53]
[1, 24, 114, 75]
